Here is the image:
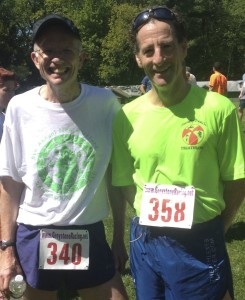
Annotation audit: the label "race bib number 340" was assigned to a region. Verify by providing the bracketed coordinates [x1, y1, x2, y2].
[39, 229, 89, 270]
[139, 184, 195, 229]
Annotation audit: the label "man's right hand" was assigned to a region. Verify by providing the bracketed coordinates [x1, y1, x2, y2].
[0, 248, 22, 292]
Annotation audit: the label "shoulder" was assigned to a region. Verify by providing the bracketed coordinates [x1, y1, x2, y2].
[114, 94, 146, 118]
[185, 87, 237, 131]
[204, 89, 235, 114]
[222, 74, 227, 80]
[141, 76, 149, 83]
[8, 86, 40, 108]
[81, 83, 114, 97]
[123, 94, 147, 111]
[191, 85, 234, 108]
[81, 83, 119, 104]
[209, 73, 215, 80]
[80, 83, 121, 115]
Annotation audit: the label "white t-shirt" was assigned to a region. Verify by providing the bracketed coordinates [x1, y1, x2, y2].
[0, 84, 120, 226]
[189, 73, 197, 85]
[240, 82, 245, 99]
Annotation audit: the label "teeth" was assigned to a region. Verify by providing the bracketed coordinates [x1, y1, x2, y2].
[50, 67, 67, 74]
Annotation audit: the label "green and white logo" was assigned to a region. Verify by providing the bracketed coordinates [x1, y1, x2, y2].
[37, 134, 95, 195]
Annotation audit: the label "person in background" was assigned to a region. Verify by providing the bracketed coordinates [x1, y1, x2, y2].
[111, 5, 245, 300]
[186, 66, 197, 85]
[242, 63, 245, 82]
[209, 61, 227, 95]
[139, 75, 152, 94]
[0, 67, 18, 142]
[238, 80, 245, 121]
[0, 14, 128, 300]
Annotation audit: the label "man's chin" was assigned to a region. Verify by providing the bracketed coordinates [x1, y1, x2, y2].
[152, 80, 169, 88]
[47, 74, 69, 84]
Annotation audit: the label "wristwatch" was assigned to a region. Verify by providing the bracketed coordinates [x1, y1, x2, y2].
[0, 240, 16, 250]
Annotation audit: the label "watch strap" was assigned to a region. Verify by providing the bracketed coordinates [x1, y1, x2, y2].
[0, 240, 16, 250]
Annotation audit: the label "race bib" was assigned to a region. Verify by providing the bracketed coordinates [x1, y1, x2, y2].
[39, 229, 89, 270]
[139, 183, 195, 229]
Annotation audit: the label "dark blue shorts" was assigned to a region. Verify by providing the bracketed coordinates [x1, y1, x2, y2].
[130, 216, 233, 300]
[239, 99, 245, 109]
[16, 222, 115, 291]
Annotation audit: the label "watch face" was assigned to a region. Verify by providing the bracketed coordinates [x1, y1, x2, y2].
[1, 243, 7, 250]
[0, 240, 15, 250]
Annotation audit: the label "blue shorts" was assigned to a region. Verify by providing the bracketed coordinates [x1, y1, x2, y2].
[239, 99, 245, 109]
[16, 222, 115, 291]
[130, 216, 233, 300]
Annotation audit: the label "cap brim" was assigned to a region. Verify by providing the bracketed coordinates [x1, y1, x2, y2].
[32, 14, 80, 42]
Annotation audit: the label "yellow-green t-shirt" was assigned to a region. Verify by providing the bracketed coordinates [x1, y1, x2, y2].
[112, 85, 245, 224]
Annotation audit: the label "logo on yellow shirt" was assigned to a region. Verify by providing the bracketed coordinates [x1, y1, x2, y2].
[182, 123, 204, 145]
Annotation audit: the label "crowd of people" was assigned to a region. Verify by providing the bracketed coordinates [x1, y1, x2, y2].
[0, 5, 244, 300]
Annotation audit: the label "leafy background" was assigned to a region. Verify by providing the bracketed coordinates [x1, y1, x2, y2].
[0, 0, 244, 91]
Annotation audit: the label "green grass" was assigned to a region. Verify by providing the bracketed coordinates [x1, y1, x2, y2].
[226, 202, 245, 300]
[60, 99, 245, 300]
[225, 98, 245, 299]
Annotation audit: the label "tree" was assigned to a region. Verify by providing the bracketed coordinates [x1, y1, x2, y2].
[99, 3, 141, 85]
[0, 0, 244, 87]
[222, 0, 245, 79]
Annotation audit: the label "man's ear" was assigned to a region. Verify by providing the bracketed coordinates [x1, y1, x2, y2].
[31, 52, 40, 70]
[135, 54, 143, 68]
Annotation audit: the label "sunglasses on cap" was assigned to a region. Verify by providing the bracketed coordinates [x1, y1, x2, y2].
[132, 7, 176, 32]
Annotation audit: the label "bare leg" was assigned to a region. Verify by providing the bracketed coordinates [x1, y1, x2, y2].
[238, 107, 243, 120]
[78, 272, 128, 300]
[222, 290, 232, 300]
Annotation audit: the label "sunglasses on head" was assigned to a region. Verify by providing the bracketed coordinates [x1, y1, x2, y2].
[132, 7, 176, 32]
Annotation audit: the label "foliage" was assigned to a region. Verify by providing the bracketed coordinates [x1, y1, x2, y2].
[99, 3, 140, 85]
[0, 0, 244, 88]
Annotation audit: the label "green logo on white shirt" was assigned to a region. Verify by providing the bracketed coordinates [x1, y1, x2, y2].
[37, 134, 95, 194]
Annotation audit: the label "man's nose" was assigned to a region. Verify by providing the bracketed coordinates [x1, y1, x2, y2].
[152, 49, 166, 65]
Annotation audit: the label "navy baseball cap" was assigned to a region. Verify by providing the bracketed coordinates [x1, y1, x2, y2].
[32, 14, 81, 42]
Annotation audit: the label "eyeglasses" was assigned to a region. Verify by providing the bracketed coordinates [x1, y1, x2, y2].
[35, 48, 80, 60]
[132, 7, 176, 32]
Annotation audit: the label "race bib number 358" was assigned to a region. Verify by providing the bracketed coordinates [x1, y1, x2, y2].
[39, 229, 89, 270]
[139, 183, 195, 229]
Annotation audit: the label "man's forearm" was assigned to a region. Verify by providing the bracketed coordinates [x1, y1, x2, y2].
[0, 177, 24, 241]
[0, 177, 24, 290]
[108, 185, 127, 240]
[222, 178, 245, 233]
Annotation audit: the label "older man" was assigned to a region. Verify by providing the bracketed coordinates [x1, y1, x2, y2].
[0, 14, 128, 300]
